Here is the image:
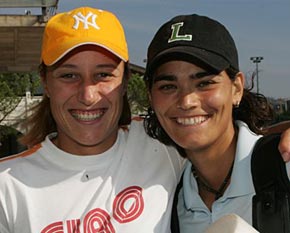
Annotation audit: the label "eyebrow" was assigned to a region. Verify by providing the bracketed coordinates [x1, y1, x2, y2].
[95, 64, 119, 69]
[57, 63, 118, 69]
[153, 74, 176, 83]
[153, 71, 215, 83]
[194, 71, 215, 79]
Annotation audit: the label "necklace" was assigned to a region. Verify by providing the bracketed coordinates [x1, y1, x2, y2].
[191, 161, 234, 200]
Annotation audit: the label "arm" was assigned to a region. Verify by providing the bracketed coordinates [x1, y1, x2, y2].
[279, 129, 290, 162]
[264, 121, 290, 162]
[264, 120, 290, 135]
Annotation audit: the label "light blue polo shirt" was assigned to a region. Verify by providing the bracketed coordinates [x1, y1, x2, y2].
[177, 120, 290, 233]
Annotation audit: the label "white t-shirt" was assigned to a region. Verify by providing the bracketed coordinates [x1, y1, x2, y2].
[0, 120, 184, 233]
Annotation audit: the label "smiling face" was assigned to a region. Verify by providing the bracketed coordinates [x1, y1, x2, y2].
[149, 60, 243, 153]
[42, 45, 127, 155]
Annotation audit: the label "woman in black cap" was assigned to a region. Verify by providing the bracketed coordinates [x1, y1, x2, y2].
[144, 13, 290, 233]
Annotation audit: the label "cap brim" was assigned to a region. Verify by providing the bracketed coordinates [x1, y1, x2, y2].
[43, 40, 128, 66]
[146, 46, 230, 78]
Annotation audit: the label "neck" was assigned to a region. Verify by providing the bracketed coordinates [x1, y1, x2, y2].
[186, 127, 237, 188]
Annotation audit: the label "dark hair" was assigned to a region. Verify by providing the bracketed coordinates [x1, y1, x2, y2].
[143, 66, 274, 157]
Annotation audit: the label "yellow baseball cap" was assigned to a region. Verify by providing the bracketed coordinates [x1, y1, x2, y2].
[41, 7, 129, 65]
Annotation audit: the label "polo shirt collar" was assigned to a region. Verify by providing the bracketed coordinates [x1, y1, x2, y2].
[182, 121, 260, 210]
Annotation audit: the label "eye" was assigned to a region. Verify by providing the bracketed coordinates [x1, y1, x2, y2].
[156, 83, 177, 94]
[197, 79, 217, 88]
[198, 80, 212, 87]
[159, 84, 176, 90]
[94, 72, 114, 81]
[59, 73, 79, 81]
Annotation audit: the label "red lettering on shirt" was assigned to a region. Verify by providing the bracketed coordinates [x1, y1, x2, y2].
[41, 221, 64, 233]
[83, 208, 115, 233]
[113, 186, 144, 223]
[67, 219, 80, 233]
[41, 186, 144, 233]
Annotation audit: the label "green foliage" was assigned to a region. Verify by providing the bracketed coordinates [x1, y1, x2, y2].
[127, 73, 149, 116]
[0, 72, 40, 140]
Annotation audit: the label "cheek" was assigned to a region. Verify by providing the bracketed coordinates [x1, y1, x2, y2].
[49, 97, 66, 116]
[47, 84, 73, 110]
[49, 87, 71, 103]
[150, 93, 168, 113]
[204, 90, 233, 112]
[206, 93, 223, 106]
[98, 82, 125, 105]
[98, 80, 123, 95]
[46, 80, 67, 97]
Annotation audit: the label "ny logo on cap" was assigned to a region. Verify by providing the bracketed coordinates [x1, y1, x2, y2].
[72, 12, 100, 30]
[168, 22, 192, 43]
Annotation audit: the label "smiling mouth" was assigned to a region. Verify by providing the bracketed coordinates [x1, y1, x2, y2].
[176, 116, 208, 126]
[70, 109, 106, 121]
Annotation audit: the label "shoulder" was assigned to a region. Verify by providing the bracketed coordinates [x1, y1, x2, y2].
[125, 118, 170, 147]
[121, 118, 150, 139]
[235, 120, 261, 149]
[123, 118, 185, 175]
[0, 144, 42, 173]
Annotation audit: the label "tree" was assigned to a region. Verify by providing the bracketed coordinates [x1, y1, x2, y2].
[127, 73, 149, 116]
[0, 72, 40, 140]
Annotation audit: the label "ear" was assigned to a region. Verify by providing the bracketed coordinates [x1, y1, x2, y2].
[232, 72, 244, 105]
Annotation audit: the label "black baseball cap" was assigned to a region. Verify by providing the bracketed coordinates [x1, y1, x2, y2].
[145, 14, 239, 80]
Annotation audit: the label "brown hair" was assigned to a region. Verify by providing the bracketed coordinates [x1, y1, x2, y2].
[19, 62, 131, 148]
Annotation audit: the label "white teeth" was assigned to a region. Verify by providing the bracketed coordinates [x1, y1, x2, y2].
[176, 116, 207, 125]
[71, 111, 104, 121]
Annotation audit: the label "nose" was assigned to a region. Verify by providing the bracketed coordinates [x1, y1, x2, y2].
[177, 89, 199, 110]
[78, 81, 101, 106]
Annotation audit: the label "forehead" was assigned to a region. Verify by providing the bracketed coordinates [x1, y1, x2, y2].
[154, 60, 205, 75]
[152, 60, 229, 84]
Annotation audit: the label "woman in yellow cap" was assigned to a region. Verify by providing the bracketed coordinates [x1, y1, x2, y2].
[0, 7, 184, 232]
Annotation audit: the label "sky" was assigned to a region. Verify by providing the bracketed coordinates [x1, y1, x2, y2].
[2, 0, 290, 99]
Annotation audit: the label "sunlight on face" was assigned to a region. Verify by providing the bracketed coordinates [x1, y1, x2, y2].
[43, 45, 127, 155]
[150, 60, 239, 152]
